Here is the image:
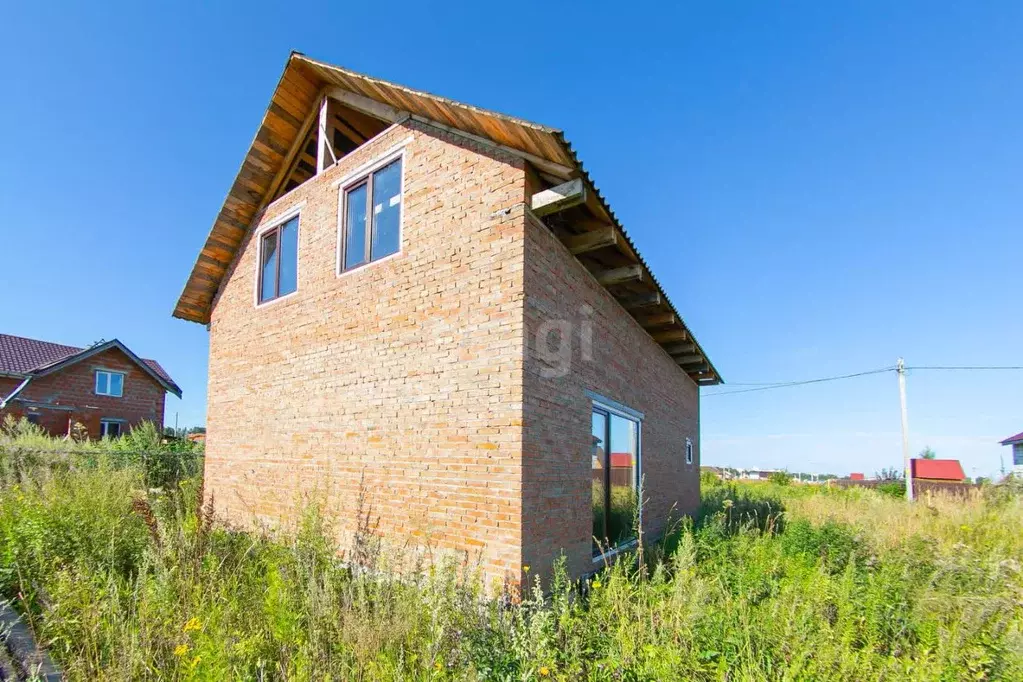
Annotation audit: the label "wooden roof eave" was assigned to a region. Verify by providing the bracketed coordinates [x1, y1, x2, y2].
[531, 171, 721, 385]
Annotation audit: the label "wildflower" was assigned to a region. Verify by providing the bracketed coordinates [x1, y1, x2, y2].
[183, 617, 202, 633]
[591, 580, 602, 589]
[539, 665, 551, 676]
[723, 499, 734, 509]
[174, 644, 190, 657]
[190, 655, 202, 669]
[523, 565, 530, 573]
[434, 661, 443, 671]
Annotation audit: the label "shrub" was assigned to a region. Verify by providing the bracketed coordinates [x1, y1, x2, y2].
[878, 480, 906, 498]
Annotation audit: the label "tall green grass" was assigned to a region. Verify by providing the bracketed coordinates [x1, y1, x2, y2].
[1, 422, 1021, 680]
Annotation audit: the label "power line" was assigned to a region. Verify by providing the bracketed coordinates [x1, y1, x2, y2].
[706, 363, 1023, 396]
[906, 365, 1023, 371]
[703, 366, 895, 397]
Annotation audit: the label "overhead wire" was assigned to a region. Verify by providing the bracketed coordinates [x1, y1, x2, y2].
[704, 364, 1023, 397]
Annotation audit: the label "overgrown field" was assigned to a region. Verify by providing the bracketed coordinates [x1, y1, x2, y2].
[1, 421, 1021, 680]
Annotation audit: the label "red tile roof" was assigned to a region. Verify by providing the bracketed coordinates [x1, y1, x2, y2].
[0, 333, 177, 391]
[910, 458, 966, 481]
[1000, 431, 1023, 446]
[609, 452, 634, 468]
[849, 472, 865, 480]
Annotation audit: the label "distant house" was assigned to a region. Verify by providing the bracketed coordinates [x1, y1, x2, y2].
[910, 458, 966, 483]
[848, 472, 865, 481]
[1000, 431, 1023, 475]
[700, 466, 732, 480]
[0, 334, 181, 438]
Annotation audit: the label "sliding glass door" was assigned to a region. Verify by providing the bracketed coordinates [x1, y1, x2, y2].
[591, 404, 640, 556]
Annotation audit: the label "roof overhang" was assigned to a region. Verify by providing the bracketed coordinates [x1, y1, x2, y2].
[1001, 432, 1023, 446]
[173, 52, 722, 385]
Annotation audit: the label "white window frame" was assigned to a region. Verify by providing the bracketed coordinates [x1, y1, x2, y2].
[335, 144, 409, 277]
[94, 369, 125, 397]
[685, 437, 694, 465]
[253, 203, 303, 309]
[588, 392, 643, 563]
[100, 419, 124, 438]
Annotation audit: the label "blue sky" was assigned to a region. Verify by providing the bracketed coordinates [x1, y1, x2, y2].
[2, 2, 1020, 478]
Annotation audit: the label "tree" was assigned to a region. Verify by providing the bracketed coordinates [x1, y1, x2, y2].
[919, 446, 937, 460]
[877, 467, 904, 481]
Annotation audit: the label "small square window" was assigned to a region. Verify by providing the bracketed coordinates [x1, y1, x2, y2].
[95, 370, 124, 397]
[685, 437, 694, 465]
[25, 413, 40, 425]
[100, 420, 122, 438]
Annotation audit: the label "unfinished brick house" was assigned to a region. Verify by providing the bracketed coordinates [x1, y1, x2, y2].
[0, 334, 181, 438]
[174, 53, 720, 584]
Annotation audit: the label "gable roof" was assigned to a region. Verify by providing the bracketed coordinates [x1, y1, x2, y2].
[910, 458, 966, 481]
[173, 52, 721, 384]
[0, 334, 181, 398]
[1000, 431, 1023, 446]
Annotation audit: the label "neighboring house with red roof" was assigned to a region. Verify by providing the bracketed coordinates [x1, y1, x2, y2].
[1000, 431, 1023, 475]
[910, 458, 967, 483]
[0, 334, 181, 438]
[848, 472, 865, 481]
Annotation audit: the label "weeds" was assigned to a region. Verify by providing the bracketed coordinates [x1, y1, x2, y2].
[1, 423, 1021, 680]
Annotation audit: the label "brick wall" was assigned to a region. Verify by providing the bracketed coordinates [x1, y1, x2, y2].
[205, 119, 530, 584]
[521, 211, 700, 581]
[0, 348, 167, 437]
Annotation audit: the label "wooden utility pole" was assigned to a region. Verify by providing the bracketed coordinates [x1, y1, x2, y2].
[897, 358, 913, 501]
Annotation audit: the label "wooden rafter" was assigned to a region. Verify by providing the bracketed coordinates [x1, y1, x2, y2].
[563, 225, 617, 255]
[595, 265, 643, 287]
[532, 178, 586, 217]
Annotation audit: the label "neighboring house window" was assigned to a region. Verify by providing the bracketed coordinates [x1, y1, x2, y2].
[100, 419, 122, 438]
[258, 215, 299, 303]
[685, 437, 694, 465]
[591, 401, 641, 558]
[340, 157, 402, 271]
[95, 370, 125, 397]
[25, 413, 40, 425]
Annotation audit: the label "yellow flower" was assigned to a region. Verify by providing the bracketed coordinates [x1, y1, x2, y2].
[591, 580, 602, 589]
[190, 655, 202, 669]
[183, 617, 202, 633]
[539, 665, 551, 676]
[523, 565, 530, 573]
[434, 661, 443, 671]
[173, 644, 190, 657]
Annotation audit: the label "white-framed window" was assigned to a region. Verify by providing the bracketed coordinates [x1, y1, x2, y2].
[100, 419, 123, 438]
[338, 153, 403, 273]
[257, 213, 300, 304]
[95, 370, 125, 397]
[685, 437, 694, 465]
